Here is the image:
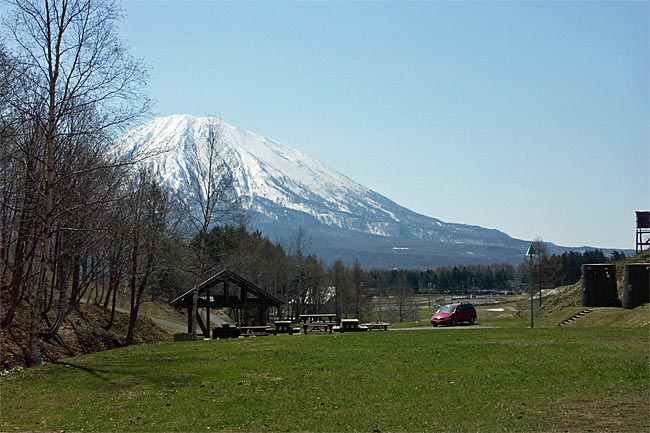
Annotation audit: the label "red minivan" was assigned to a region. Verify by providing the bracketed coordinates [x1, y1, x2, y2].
[431, 303, 477, 327]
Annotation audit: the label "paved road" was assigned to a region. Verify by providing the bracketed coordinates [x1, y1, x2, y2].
[148, 316, 186, 332]
[142, 316, 494, 334]
[392, 324, 495, 331]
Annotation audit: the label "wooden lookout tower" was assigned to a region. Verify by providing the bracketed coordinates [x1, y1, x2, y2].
[170, 269, 283, 340]
[636, 211, 650, 254]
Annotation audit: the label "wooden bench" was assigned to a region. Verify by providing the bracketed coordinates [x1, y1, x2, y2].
[212, 325, 241, 339]
[239, 325, 272, 336]
[362, 322, 390, 331]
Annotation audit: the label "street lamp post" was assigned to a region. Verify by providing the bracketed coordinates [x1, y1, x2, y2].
[538, 253, 543, 307]
[526, 244, 537, 328]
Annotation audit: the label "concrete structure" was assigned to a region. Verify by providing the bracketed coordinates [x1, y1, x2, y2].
[581, 264, 621, 308]
[622, 264, 650, 309]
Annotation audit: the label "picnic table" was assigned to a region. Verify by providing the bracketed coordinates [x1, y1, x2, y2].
[212, 324, 241, 339]
[271, 320, 296, 335]
[361, 322, 390, 331]
[338, 318, 368, 332]
[300, 314, 336, 334]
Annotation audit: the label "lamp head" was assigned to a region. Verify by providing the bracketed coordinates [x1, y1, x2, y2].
[526, 244, 537, 256]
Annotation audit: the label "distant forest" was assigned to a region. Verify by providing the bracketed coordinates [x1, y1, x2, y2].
[151, 225, 623, 310]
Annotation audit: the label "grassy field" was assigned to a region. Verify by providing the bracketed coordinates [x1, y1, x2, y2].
[1, 327, 648, 432]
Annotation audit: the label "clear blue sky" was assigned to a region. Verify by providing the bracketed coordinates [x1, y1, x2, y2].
[121, 0, 648, 250]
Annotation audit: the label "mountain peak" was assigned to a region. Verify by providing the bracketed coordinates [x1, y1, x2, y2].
[120, 115, 526, 268]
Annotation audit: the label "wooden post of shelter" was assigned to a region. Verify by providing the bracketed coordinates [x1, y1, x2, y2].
[242, 285, 247, 326]
[206, 285, 211, 338]
[191, 289, 198, 340]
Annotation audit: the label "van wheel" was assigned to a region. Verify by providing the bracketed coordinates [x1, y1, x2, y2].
[469, 316, 475, 325]
[451, 319, 457, 326]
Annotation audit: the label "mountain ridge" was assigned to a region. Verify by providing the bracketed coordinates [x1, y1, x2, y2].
[118, 114, 596, 268]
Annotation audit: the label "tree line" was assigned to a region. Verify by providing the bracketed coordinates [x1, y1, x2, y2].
[1, 0, 155, 365]
[515, 241, 621, 294]
[143, 226, 622, 327]
[364, 246, 618, 297]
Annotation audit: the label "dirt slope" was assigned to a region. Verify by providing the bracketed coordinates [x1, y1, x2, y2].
[1, 299, 171, 370]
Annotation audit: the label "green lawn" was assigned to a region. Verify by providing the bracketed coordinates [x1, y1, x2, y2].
[1, 328, 648, 432]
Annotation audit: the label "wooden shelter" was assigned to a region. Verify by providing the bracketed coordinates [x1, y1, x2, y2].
[169, 269, 283, 339]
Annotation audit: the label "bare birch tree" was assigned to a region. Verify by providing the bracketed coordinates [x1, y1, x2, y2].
[1, 0, 149, 365]
[125, 169, 170, 345]
[179, 118, 242, 280]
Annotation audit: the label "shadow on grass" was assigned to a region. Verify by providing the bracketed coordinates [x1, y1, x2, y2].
[51, 360, 113, 381]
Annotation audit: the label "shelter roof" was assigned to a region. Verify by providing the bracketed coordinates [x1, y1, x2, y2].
[169, 269, 283, 309]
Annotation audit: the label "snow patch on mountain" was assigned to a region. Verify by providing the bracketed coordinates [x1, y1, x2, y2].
[119, 115, 422, 232]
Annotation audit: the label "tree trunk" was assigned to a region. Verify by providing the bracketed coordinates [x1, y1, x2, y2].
[125, 226, 140, 345]
[1, 154, 38, 329]
[1, 208, 32, 328]
[105, 284, 117, 331]
[29, 138, 55, 365]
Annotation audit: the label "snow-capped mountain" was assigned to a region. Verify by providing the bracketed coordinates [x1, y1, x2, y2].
[119, 114, 530, 268]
